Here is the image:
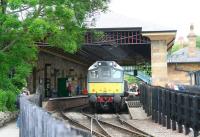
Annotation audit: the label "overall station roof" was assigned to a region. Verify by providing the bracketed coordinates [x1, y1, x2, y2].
[76, 27, 176, 66]
[38, 27, 176, 67]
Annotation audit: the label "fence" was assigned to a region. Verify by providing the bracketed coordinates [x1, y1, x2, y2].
[19, 95, 91, 137]
[139, 84, 200, 137]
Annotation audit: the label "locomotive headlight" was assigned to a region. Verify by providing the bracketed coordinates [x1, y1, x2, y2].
[98, 62, 101, 66]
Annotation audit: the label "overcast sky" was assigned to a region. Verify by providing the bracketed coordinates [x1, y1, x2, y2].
[94, 0, 200, 40]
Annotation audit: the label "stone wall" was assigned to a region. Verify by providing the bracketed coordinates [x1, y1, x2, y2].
[0, 111, 18, 127]
[28, 50, 88, 96]
[44, 96, 88, 111]
[151, 40, 168, 87]
[168, 63, 200, 85]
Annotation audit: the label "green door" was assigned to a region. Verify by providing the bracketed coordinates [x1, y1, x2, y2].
[57, 78, 69, 97]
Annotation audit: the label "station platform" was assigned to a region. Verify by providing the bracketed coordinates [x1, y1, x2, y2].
[127, 107, 193, 137]
[0, 121, 19, 137]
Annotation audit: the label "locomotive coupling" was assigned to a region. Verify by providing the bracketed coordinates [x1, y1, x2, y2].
[89, 95, 97, 103]
[113, 95, 121, 103]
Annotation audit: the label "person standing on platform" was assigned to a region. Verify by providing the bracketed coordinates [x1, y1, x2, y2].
[76, 85, 80, 95]
[67, 82, 72, 96]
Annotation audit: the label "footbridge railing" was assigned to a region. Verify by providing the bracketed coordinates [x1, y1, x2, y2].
[124, 70, 152, 84]
[139, 84, 200, 137]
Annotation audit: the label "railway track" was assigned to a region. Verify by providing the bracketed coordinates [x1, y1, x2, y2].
[116, 114, 153, 137]
[60, 111, 153, 137]
[48, 96, 152, 137]
[60, 111, 105, 137]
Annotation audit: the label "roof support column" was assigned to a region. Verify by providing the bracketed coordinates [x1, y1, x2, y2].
[151, 40, 168, 86]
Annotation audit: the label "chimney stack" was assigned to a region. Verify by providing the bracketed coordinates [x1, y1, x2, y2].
[178, 36, 184, 49]
[187, 24, 197, 57]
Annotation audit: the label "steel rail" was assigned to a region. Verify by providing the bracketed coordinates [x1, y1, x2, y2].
[60, 111, 106, 137]
[82, 113, 112, 137]
[98, 119, 146, 137]
[83, 113, 149, 137]
[116, 114, 154, 137]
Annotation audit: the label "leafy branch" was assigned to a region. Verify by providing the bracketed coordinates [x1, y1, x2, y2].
[8, 6, 31, 14]
[1, 39, 17, 52]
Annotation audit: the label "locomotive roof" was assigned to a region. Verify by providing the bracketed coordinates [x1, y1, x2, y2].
[88, 61, 123, 70]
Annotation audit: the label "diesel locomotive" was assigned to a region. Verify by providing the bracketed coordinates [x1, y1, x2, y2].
[87, 61, 128, 111]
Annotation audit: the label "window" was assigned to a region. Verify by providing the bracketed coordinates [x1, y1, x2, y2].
[88, 67, 123, 82]
[90, 70, 99, 78]
[112, 69, 121, 78]
[101, 67, 111, 78]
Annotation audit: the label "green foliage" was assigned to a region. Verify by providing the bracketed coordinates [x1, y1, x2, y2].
[136, 63, 151, 76]
[196, 36, 200, 49]
[0, 91, 8, 111]
[124, 75, 139, 84]
[171, 43, 181, 53]
[5, 91, 17, 111]
[92, 30, 105, 42]
[0, 90, 17, 111]
[0, 0, 109, 111]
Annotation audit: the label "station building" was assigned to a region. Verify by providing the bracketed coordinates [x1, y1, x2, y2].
[27, 27, 176, 97]
[27, 45, 89, 97]
[167, 25, 200, 85]
[26, 12, 200, 97]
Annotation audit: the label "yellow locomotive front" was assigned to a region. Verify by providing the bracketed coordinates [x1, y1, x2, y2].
[87, 61, 126, 111]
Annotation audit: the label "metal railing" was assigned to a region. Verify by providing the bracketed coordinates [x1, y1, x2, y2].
[137, 71, 151, 84]
[139, 84, 200, 137]
[19, 95, 91, 137]
[124, 70, 152, 84]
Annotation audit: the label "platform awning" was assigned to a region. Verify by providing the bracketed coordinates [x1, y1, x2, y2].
[37, 28, 176, 66]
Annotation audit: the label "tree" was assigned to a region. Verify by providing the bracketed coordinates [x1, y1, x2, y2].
[0, 1, 109, 92]
[171, 42, 181, 53]
[196, 36, 200, 48]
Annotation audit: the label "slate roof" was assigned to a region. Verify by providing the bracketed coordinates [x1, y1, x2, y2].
[88, 11, 175, 31]
[167, 47, 200, 63]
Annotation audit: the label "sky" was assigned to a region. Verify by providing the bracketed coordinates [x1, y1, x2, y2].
[93, 0, 200, 40]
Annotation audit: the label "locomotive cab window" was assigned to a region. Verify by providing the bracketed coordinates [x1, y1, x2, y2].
[88, 69, 123, 82]
[88, 61, 123, 83]
[111, 69, 121, 79]
[101, 67, 111, 78]
[90, 70, 99, 78]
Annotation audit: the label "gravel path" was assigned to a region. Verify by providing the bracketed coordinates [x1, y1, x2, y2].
[0, 121, 19, 137]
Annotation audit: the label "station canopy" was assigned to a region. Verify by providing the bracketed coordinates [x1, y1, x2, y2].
[38, 27, 176, 67]
[38, 12, 176, 66]
[76, 27, 151, 66]
[76, 27, 176, 66]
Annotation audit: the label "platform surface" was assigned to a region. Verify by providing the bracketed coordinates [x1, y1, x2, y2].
[0, 122, 19, 137]
[127, 107, 195, 137]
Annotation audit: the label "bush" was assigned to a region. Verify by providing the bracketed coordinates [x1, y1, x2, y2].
[6, 91, 17, 111]
[0, 90, 8, 111]
[0, 90, 17, 112]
